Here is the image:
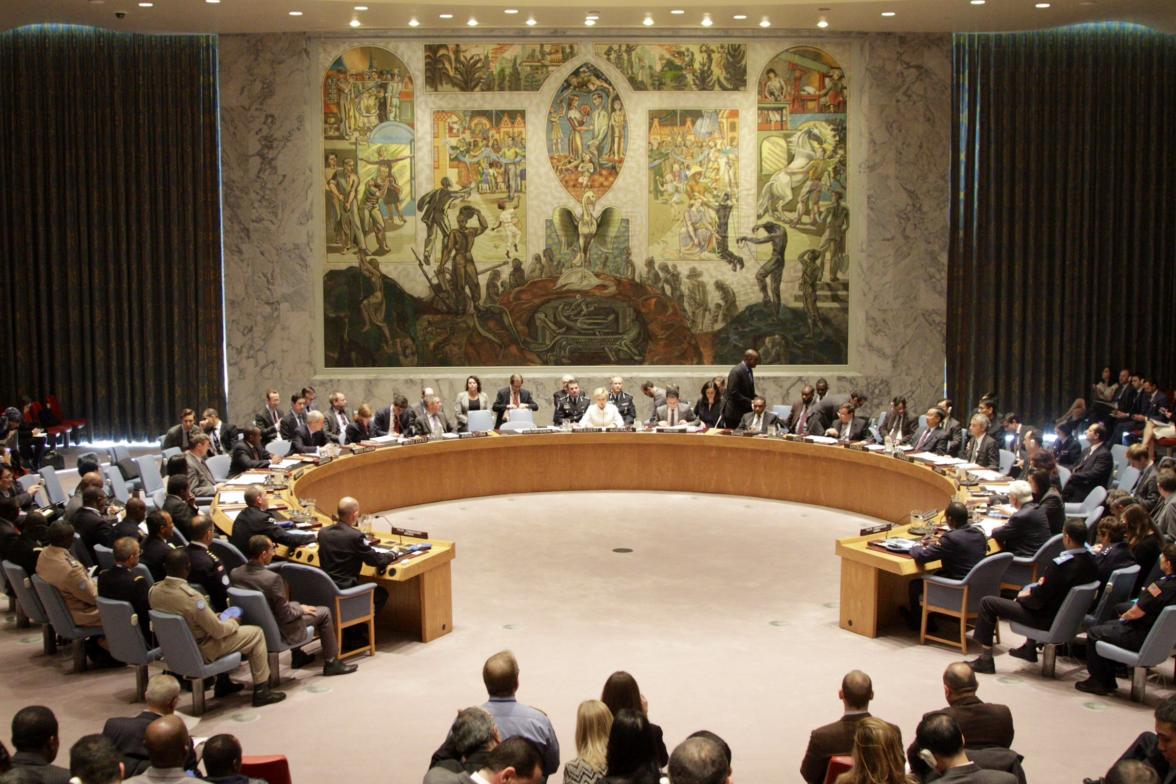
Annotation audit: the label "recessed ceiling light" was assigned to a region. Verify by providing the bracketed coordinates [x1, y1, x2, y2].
[408, 16, 419, 25]
[138, 1, 153, 6]
[354, 4, 368, 9]
[670, 8, 684, 14]
[467, 16, 478, 25]
[759, 16, 770, 27]
[504, 7, 518, 13]
[526, 15, 536, 24]
[586, 12, 599, 19]
[643, 14, 654, 25]
[288, 9, 302, 14]
[1035, 1, 1050, 6]
[584, 17, 596, 25]
[349, 17, 361, 26]
[881, 10, 896, 16]
[439, 12, 453, 18]
[970, 0, 985, 4]
[700, 13, 712, 26]
[206, 0, 220, 4]
[817, 16, 829, 28]
[733, 14, 747, 20]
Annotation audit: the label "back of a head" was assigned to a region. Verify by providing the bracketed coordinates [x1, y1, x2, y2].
[944, 501, 969, 529]
[574, 700, 613, 771]
[144, 674, 181, 714]
[165, 455, 187, 478]
[668, 736, 729, 784]
[143, 715, 189, 770]
[482, 650, 519, 698]
[1106, 760, 1160, 784]
[166, 473, 187, 496]
[601, 670, 643, 716]
[686, 731, 731, 766]
[449, 707, 496, 757]
[69, 734, 120, 784]
[47, 521, 74, 549]
[1063, 518, 1088, 546]
[11, 706, 57, 752]
[163, 548, 190, 577]
[606, 708, 656, 776]
[943, 662, 978, 695]
[146, 510, 168, 539]
[915, 713, 964, 759]
[841, 670, 873, 710]
[203, 734, 243, 778]
[485, 737, 543, 779]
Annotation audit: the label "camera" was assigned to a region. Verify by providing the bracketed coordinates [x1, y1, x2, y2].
[114, 11, 126, 18]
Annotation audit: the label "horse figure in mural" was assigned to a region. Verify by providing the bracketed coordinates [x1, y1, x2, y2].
[756, 125, 826, 220]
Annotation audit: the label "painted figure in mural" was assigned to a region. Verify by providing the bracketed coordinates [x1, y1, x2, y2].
[492, 197, 522, 255]
[821, 68, 846, 112]
[714, 280, 738, 325]
[359, 152, 412, 223]
[793, 144, 835, 226]
[798, 248, 824, 336]
[359, 171, 391, 253]
[325, 154, 342, 244]
[738, 220, 789, 311]
[356, 250, 394, 352]
[508, 257, 527, 290]
[714, 192, 743, 271]
[685, 268, 709, 333]
[818, 190, 849, 282]
[548, 108, 564, 156]
[565, 96, 586, 160]
[336, 158, 362, 252]
[551, 191, 622, 271]
[417, 177, 472, 264]
[484, 269, 503, 306]
[609, 99, 626, 159]
[643, 257, 662, 289]
[588, 92, 611, 167]
[762, 68, 787, 103]
[439, 204, 488, 313]
[680, 198, 716, 255]
[526, 253, 545, 280]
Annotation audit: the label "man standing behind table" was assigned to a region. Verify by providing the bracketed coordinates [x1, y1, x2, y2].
[492, 374, 540, 429]
[720, 349, 759, 428]
[607, 376, 638, 426]
[252, 389, 283, 444]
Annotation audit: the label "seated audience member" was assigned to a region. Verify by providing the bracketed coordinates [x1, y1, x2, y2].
[291, 409, 330, 454]
[122, 716, 196, 784]
[230, 486, 313, 554]
[1112, 377, 1165, 447]
[603, 709, 661, 784]
[968, 519, 1097, 673]
[141, 511, 177, 582]
[1052, 422, 1082, 468]
[1153, 471, 1176, 539]
[977, 397, 1003, 439]
[430, 738, 545, 784]
[602, 672, 668, 768]
[426, 707, 499, 777]
[186, 517, 229, 612]
[913, 714, 1016, 784]
[229, 426, 270, 477]
[608, 377, 639, 427]
[279, 395, 307, 442]
[1092, 517, 1138, 594]
[63, 470, 105, 525]
[161, 409, 197, 452]
[1124, 504, 1165, 594]
[1000, 413, 1037, 473]
[693, 380, 723, 429]
[879, 397, 916, 445]
[231, 534, 356, 676]
[1078, 543, 1176, 695]
[800, 671, 901, 784]
[454, 376, 489, 433]
[323, 391, 350, 443]
[345, 404, 376, 444]
[555, 381, 591, 427]
[492, 375, 540, 429]
[907, 663, 1014, 778]
[202, 734, 265, 784]
[826, 403, 867, 443]
[1128, 444, 1161, 513]
[1101, 699, 1176, 783]
[937, 399, 964, 457]
[561, 701, 611, 784]
[1028, 468, 1065, 535]
[6, 511, 47, 578]
[102, 675, 195, 776]
[161, 475, 197, 542]
[911, 408, 951, 455]
[115, 497, 147, 542]
[148, 549, 284, 707]
[316, 496, 392, 617]
[9, 706, 70, 784]
[253, 388, 283, 444]
[36, 521, 119, 667]
[72, 486, 118, 563]
[962, 415, 1000, 469]
[651, 388, 696, 428]
[736, 396, 782, 435]
[1063, 423, 1114, 502]
[1104, 760, 1160, 784]
[903, 502, 987, 628]
[0, 465, 42, 512]
[68, 735, 121, 784]
[1142, 404, 1175, 463]
[787, 385, 823, 437]
[580, 388, 626, 429]
[835, 718, 909, 784]
[473, 651, 560, 777]
[668, 734, 731, 784]
[98, 536, 153, 643]
[990, 480, 1050, 557]
[183, 434, 218, 499]
[200, 408, 233, 456]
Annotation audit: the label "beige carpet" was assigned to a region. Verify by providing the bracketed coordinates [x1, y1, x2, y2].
[0, 490, 1163, 782]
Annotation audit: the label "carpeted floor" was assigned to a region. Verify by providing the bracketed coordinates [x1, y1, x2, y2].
[0, 486, 1164, 782]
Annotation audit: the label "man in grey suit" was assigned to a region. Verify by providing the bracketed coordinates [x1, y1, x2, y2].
[1154, 471, 1176, 539]
[913, 713, 1016, 783]
[229, 534, 356, 677]
[826, 403, 868, 442]
[649, 388, 696, 427]
[424, 737, 545, 784]
[322, 391, 350, 444]
[737, 396, 783, 434]
[418, 396, 455, 437]
[962, 415, 1000, 469]
[911, 408, 952, 455]
[183, 435, 217, 499]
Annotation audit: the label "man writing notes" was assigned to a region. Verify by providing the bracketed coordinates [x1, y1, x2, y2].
[651, 388, 696, 427]
[492, 374, 540, 429]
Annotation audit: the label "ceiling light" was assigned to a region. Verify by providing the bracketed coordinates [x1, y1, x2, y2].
[1034, 2, 1050, 6]
[526, 16, 536, 24]
[643, 14, 654, 25]
[670, 8, 684, 14]
[504, 7, 518, 13]
[467, 16, 478, 25]
[138, 1, 153, 6]
[733, 13, 747, 20]
[439, 12, 453, 18]
[349, 17, 361, 26]
[288, 9, 302, 15]
[881, 10, 895, 16]
[206, 0, 220, 4]
[584, 17, 596, 25]
[817, 16, 829, 28]
[759, 16, 770, 27]
[700, 13, 712, 26]
[970, 0, 985, 4]
[354, 4, 368, 9]
[408, 16, 419, 25]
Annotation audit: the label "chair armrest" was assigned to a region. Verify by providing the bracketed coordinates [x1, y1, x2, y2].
[924, 576, 966, 589]
[336, 583, 377, 599]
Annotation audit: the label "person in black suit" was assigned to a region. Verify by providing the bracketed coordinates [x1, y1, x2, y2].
[693, 380, 723, 429]
[609, 376, 638, 427]
[140, 511, 177, 582]
[936, 398, 965, 457]
[491, 374, 540, 429]
[230, 486, 313, 554]
[1092, 516, 1137, 594]
[914, 714, 1017, 784]
[97, 536, 153, 644]
[73, 486, 118, 564]
[962, 414, 1000, 469]
[291, 410, 331, 454]
[719, 349, 758, 429]
[323, 391, 350, 443]
[9, 705, 72, 784]
[161, 474, 197, 542]
[1111, 376, 1160, 446]
[826, 402, 868, 443]
[910, 408, 952, 454]
[374, 394, 418, 437]
[252, 389, 284, 444]
[7, 511, 48, 577]
[787, 385, 824, 437]
[102, 674, 195, 777]
[345, 404, 376, 444]
[1027, 468, 1065, 535]
[279, 395, 308, 442]
[553, 381, 591, 426]
[1050, 422, 1082, 468]
[1062, 422, 1114, 502]
[316, 496, 393, 615]
[229, 426, 270, 477]
[991, 480, 1051, 557]
[185, 517, 229, 612]
[977, 397, 1004, 441]
[968, 518, 1098, 672]
[161, 409, 196, 452]
[199, 408, 235, 456]
[903, 501, 988, 628]
[878, 397, 916, 445]
[736, 396, 782, 434]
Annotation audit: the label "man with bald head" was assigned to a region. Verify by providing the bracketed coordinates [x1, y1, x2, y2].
[800, 670, 901, 784]
[123, 715, 193, 783]
[63, 470, 107, 524]
[720, 348, 759, 428]
[907, 662, 1015, 778]
[317, 496, 393, 618]
[230, 486, 313, 554]
[669, 735, 732, 784]
[116, 497, 148, 542]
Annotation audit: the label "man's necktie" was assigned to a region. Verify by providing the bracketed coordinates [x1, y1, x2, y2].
[211, 431, 221, 454]
[393, 411, 401, 434]
[513, 391, 520, 407]
[753, 414, 762, 432]
[915, 429, 930, 452]
[670, 408, 676, 426]
[271, 409, 279, 425]
[798, 407, 807, 436]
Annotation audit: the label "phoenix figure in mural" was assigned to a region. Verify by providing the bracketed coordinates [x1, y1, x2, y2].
[550, 191, 624, 290]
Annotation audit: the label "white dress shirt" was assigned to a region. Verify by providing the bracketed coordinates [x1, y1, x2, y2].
[580, 403, 625, 429]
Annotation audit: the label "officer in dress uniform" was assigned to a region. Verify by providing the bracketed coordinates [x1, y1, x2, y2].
[36, 521, 121, 667]
[607, 376, 637, 426]
[553, 381, 591, 426]
[148, 548, 286, 707]
[141, 511, 178, 583]
[185, 517, 229, 612]
[97, 536, 153, 644]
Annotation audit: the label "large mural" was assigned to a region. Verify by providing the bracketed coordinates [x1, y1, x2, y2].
[320, 44, 849, 369]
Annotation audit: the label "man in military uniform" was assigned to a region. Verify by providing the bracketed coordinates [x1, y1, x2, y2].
[185, 517, 229, 612]
[230, 486, 314, 554]
[607, 376, 637, 427]
[36, 521, 120, 667]
[553, 381, 590, 426]
[317, 496, 393, 617]
[148, 548, 285, 707]
[141, 511, 178, 583]
[98, 536, 153, 644]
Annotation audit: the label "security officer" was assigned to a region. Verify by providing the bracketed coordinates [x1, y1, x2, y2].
[553, 381, 590, 426]
[97, 536, 153, 644]
[185, 517, 229, 612]
[607, 376, 638, 426]
[36, 520, 120, 667]
[148, 548, 285, 707]
[317, 496, 393, 615]
[141, 511, 177, 582]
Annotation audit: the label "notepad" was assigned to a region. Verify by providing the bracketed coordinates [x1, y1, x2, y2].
[217, 491, 248, 505]
[272, 458, 301, 469]
[233, 471, 271, 484]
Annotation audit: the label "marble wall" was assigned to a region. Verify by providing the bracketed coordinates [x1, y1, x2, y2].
[220, 32, 950, 426]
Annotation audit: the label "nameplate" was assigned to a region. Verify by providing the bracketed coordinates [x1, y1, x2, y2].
[389, 526, 429, 540]
[457, 431, 489, 439]
[316, 456, 333, 466]
[292, 468, 306, 480]
[859, 523, 893, 536]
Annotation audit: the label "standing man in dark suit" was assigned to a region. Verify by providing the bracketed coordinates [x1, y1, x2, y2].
[291, 410, 331, 454]
[279, 395, 308, 442]
[911, 408, 952, 455]
[230, 534, 356, 676]
[799, 670, 901, 784]
[97, 536, 153, 644]
[253, 389, 283, 444]
[907, 662, 1015, 778]
[230, 486, 313, 554]
[787, 385, 823, 437]
[720, 349, 758, 429]
[161, 409, 196, 452]
[826, 402, 868, 442]
[991, 480, 1051, 557]
[902, 501, 989, 627]
[491, 374, 540, 429]
[185, 517, 229, 612]
[323, 391, 350, 444]
[968, 519, 1098, 673]
[229, 427, 270, 478]
[1062, 423, 1113, 502]
[736, 396, 782, 434]
[878, 397, 916, 445]
[317, 496, 393, 616]
[963, 415, 1000, 469]
[608, 377, 638, 426]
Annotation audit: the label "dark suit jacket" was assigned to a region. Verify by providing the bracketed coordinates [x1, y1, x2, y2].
[161, 424, 195, 451]
[963, 434, 1000, 469]
[736, 411, 783, 434]
[911, 526, 988, 579]
[830, 416, 868, 442]
[555, 395, 591, 426]
[102, 710, 197, 776]
[720, 362, 755, 428]
[373, 405, 417, 437]
[1095, 541, 1137, 591]
[202, 422, 236, 455]
[943, 417, 965, 457]
[140, 537, 174, 582]
[231, 506, 310, 552]
[907, 697, 1015, 778]
[1136, 463, 1161, 513]
[879, 411, 917, 444]
[323, 407, 350, 442]
[1051, 436, 1081, 467]
[230, 562, 308, 645]
[991, 502, 1051, 558]
[911, 426, 951, 454]
[417, 410, 456, 436]
[73, 506, 117, 563]
[491, 387, 539, 428]
[800, 712, 901, 784]
[162, 494, 197, 542]
[1038, 487, 1065, 535]
[651, 402, 696, 426]
[229, 441, 269, 477]
[291, 424, 330, 454]
[815, 394, 848, 431]
[1062, 444, 1113, 502]
[9, 752, 71, 784]
[186, 542, 229, 612]
[316, 522, 392, 589]
[787, 402, 823, 436]
[1018, 548, 1098, 620]
[279, 411, 304, 441]
[253, 406, 284, 442]
[98, 564, 152, 643]
[345, 421, 373, 444]
[609, 392, 638, 426]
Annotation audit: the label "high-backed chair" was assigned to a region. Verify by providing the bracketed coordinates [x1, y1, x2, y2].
[271, 562, 376, 660]
[1115, 466, 1141, 493]
[1057, 465, 1071, 489]
[97, 597, 162, 701]
[227, 587, 313, 687]
[1064, 485, 1106, 518]
[265, 439, 291, 458]
[1110, 444, 1129, 483]
[922, 553, 1014, 653]
[161, 447, 182, 461]
[772, 404, 793, 423]
[466, 409, 494, 433]
[211, 540, 248, 574]
[241, 756, 292, 784]
[1084, 565, 1141, 629]
[1094, 606, 1176, 702]
[998, 449, 1015, 476]
[206, 454, 232, 482]
[38, 466, 69, 507]
[499, 421, 532, 433]
[1000, 534, 1063, 593]
[31, 575, 105, 673]
[1, 561, 56, 654]
[102, 465, 132, 505]
[822, 756, 853, 784]
[149, 610, 243, 715]
[71, 534, 94, 570]
[18, 475, 50, 508]
[1009, 581, 1099, 677]
[134, 455, 165, 497]
[93, 544, 116, 572]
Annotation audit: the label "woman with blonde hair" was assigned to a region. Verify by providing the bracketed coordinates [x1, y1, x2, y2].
[835, 717, 913, 784]
[563, 700, 611, 784]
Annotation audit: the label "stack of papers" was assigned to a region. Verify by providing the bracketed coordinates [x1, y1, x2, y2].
[232, 472, 270, 484]
[271, 458, 301, 469]
[971, 469, 1007, 482]
[217, 490, 248, 505]
[368, 435, 398, 444]
[805, 435, 839, 444]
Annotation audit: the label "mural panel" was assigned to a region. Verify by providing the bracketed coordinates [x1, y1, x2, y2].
[594, 43, 746, 91]
[424, 43, 577, 92]
[546, 63, 627, 202]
